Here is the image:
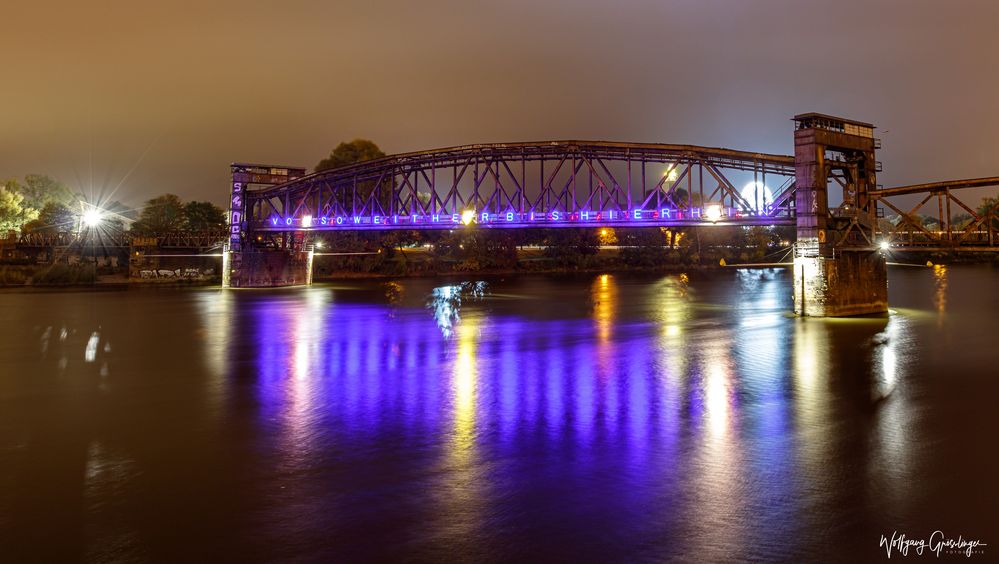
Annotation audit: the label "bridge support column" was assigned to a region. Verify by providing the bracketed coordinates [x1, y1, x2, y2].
[793, 252, 887, 316]
[222, 249, 313, 288]
[792, 113, 887, 317]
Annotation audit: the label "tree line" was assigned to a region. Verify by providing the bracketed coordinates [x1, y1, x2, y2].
[0, 175, 226, 236]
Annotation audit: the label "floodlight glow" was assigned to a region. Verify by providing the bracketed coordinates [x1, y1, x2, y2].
[461, 209, 475, 226]
[664, 166, 679, 182]
[879, 240, 890, 251]
[302, 214, 313, 228]
[82, 209, 104, 228]
[740, 181, 773, 213]
[705, 204, 722, 222]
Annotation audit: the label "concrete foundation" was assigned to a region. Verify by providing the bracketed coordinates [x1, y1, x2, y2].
[223, 250, 313, 288]
[793, 250, 888, 317]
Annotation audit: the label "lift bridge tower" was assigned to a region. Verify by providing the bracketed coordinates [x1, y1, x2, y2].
[792, 113, 887, 316]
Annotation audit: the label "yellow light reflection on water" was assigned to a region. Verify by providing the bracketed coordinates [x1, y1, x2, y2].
[438, 313, 483, 542]
[453, 315, 479, 450]
[933, 264, 948, 315]
[592, 274, 616, 343]
[655, 274, 691, 379]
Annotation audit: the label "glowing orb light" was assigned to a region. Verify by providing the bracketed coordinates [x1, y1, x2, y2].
[740, 181, 773, 213]
[880, 240, 890, 251]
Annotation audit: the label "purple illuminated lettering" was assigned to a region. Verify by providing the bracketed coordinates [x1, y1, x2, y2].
[353, 216, 361, 224]
[285, 217, 293, 226]
[581, 211, 591, 220]
[660, 208, 671, 219]
[452, 214, 460, 223]
[432, 214, 440, 222]
[481, 212, 489, 222]
[336, 216, 344, 225]
[506, 212, 514, 221]
[271, 217, 278, 226]
[374, 216, 381, 224]
[633, 209, 642, 219]
[552, 211, 561, 221]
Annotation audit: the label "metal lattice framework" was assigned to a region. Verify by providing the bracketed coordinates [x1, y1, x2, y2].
[11, 231, 228, 250]
[241, 141, 798, 234]
[872, 177, 999, 250]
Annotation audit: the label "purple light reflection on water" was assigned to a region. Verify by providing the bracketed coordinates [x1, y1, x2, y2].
[6, 268, 996, 562]
[234, 274, 809, 560]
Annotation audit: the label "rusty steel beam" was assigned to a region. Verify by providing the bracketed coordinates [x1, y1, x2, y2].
[871, 177, 999, 197]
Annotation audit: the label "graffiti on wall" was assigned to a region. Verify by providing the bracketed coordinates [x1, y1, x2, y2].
[138, 268, 216, 279]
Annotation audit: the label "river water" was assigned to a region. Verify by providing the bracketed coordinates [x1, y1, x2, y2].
[1, 266, 996, 562]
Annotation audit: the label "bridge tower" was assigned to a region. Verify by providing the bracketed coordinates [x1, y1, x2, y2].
[223, 163, 312, 288]
[792, 113, 887, 316]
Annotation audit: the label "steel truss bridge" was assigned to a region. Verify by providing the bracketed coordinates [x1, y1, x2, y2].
[237, 142, 799, 235]
[234, 141, 999, 252]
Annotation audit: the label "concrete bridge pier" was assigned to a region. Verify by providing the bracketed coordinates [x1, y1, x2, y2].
[222, 163, 313, 288]
[222, 248, 313, 288]
[791, 113, 888, 317]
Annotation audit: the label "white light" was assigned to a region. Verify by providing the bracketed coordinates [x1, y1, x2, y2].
[705, 204, 722, 222]
[461, 209, 475, 226]
[82, 209, 103, 228]
[301, 214, 313, 228]
[880, 240, 890, 251]
[664, 166, 679, 182]
[315, 241, 324, 249]
[740, 181, 773, 213]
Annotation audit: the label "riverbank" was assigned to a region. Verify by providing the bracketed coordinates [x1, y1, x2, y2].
[2, 248, 994, 289]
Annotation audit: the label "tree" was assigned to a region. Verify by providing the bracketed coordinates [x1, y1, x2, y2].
[184, 201, 226, 230]
[131, 194, 186, 234]
[316, 139, 389, 214]
[0, 186, 39, 233]
[978, 196, 999, 230]
[23, 202, 77, 233]
[14, 174, 77, 210]
[315, 139, 386, 171]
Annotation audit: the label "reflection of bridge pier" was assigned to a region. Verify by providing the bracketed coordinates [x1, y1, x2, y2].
[792, 114, 887, 317]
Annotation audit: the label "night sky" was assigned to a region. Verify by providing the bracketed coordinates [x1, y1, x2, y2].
[2, 0, 997, 206]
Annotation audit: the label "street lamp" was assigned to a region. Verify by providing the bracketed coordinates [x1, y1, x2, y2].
[79, 204, 106, 282]
[82, 208, 104, 229]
